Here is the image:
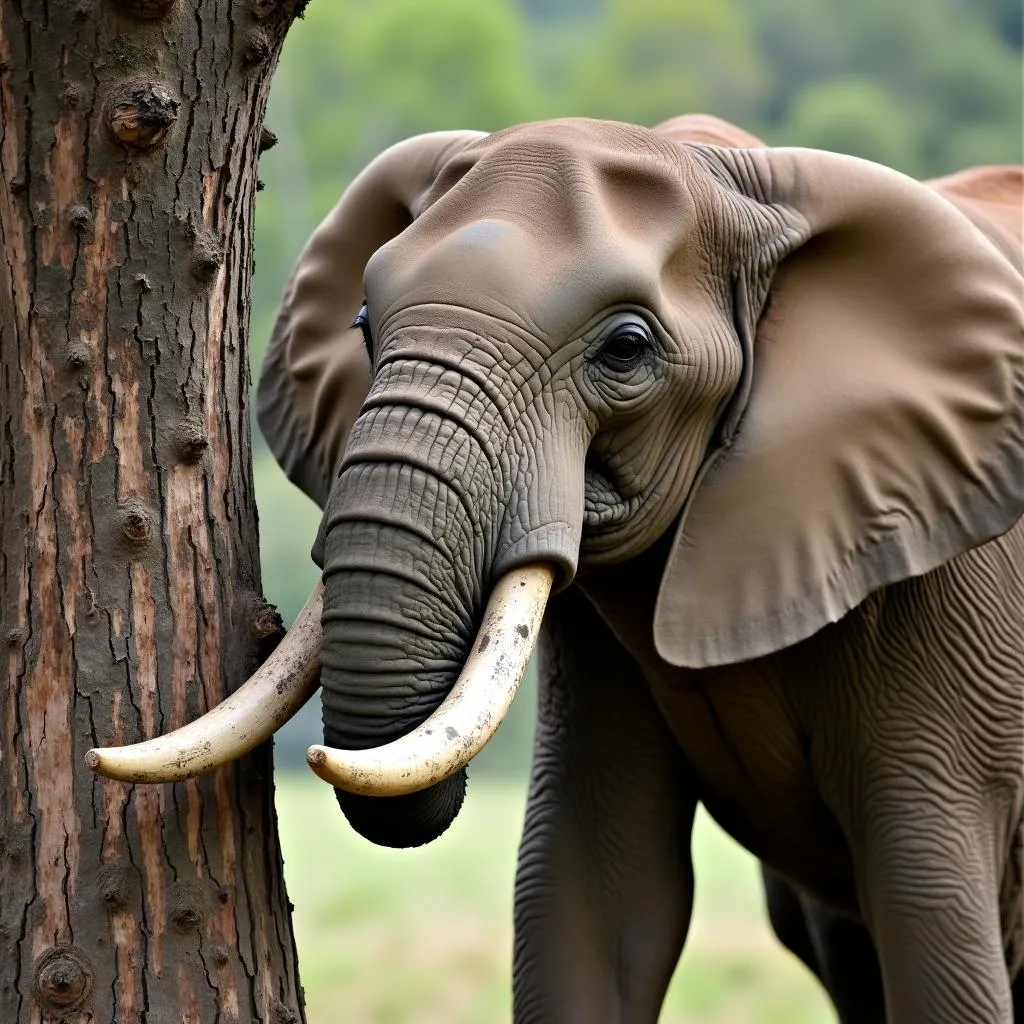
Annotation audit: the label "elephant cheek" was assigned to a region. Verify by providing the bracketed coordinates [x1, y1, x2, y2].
[332, 771, 468, 849]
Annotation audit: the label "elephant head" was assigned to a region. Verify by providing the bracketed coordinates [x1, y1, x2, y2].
[87, 118, 1024, 849]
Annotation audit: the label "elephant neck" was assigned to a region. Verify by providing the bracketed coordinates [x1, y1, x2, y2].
[574, 534, 673, 678]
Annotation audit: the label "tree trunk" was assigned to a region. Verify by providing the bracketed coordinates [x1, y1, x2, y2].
[0, 2, 306, 1021]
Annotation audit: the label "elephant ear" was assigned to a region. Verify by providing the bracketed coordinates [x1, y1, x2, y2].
[654, 146, 1024, 669]
[257, 130, 486, 507]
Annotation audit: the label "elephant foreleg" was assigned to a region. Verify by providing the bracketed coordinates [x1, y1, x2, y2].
[857, 811, 1011, 1022]
[512, 584, 697, 1024]
[810, 701, 1015, 1022]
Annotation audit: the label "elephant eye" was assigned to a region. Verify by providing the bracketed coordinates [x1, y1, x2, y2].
[352, 302, 373, 361]
[598, 321, 651, 373]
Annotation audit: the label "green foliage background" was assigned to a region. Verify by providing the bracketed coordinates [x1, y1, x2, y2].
[256, 0, 1022, 771]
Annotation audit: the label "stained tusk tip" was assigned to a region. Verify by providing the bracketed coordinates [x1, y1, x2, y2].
[84, 750, 101, 770]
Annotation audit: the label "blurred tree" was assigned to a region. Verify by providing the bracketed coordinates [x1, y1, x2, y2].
[515, 0, 604, 21]
[779, 78, 925, 175]
[354, 0, 538, 139]
[564, 0, 768, 127]
[974, 0, 1024, 47]
[743, 0, 1022, 174]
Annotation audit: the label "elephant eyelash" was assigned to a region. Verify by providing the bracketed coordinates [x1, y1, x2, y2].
[352, 302, 373, 362]
[593, 316, 656, 375]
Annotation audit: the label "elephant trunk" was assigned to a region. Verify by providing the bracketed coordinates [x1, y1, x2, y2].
[318, 517, 471, 844]
[82, 355, 574, 819]
[315, 546, 552, 847]
[314, 356, 583, 847]
[315, 385, 504, 847]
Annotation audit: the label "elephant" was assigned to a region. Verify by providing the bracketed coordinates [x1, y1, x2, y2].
[87, 114, 1024, 1023]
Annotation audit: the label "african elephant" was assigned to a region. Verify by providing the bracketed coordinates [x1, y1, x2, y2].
[88, 115, 1024, 1023]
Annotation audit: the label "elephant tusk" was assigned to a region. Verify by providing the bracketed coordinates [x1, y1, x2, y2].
[306, 563, 554, 797]
[84, 583, 324, 783]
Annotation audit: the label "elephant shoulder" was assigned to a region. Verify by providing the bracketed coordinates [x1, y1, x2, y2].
[926, 165, 1024, 267]
[928, 164, 1023, 212]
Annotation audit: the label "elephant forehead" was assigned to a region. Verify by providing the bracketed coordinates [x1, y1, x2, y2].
[368, 215, 665, 337]
[396, 217, 603, 286]
[416, 219, 535, 271]
[429, 118, 696, 238]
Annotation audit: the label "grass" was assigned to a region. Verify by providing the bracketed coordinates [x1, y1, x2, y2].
[276, 774, 834, 1024]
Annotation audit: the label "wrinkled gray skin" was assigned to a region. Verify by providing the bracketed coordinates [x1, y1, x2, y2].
[264, 119, 1024, 1023]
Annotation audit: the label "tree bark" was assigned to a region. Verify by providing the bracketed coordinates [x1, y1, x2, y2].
[0, 2, 306, 1021]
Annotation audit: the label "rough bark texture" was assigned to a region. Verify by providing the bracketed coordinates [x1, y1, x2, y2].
[0, 2, 306, 1021]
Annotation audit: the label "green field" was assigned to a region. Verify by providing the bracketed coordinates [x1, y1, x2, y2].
[276, 775, 833, 1024]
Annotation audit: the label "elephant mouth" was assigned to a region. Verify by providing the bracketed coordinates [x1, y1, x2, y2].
[582, 448, 685, 564]
[583, 456, 636, 527]
[583, 451, 646, 537]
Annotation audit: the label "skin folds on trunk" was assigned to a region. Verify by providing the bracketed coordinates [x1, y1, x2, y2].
[320, 548, 473, 846]
[315, 346, 581, 846]
[318, 436, 495, 847]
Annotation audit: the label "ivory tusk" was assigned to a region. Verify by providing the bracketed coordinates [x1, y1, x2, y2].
[307, 563, 554, 797]
[85, 583, 324, 784]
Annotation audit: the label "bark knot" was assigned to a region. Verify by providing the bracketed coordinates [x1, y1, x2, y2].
[243, 29, 273, 67]
[259, 127, 279, 153]
[65, 343, 92, 386]
[108, 82, 179, 151]
[209, 943, 230, 968]
[33, 947, 93, 1013]
[170, 879, 209, 932]
[270, 999, 299, 1024]
[190, 229, 224, 282]
[170, 417, 209, 463]
[98, 863, 138, 912]
[252, 601, 285, 643]
[6, 626, 28, 648]
[117, 500, 154, 544]
[68, 203, 91, 231]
